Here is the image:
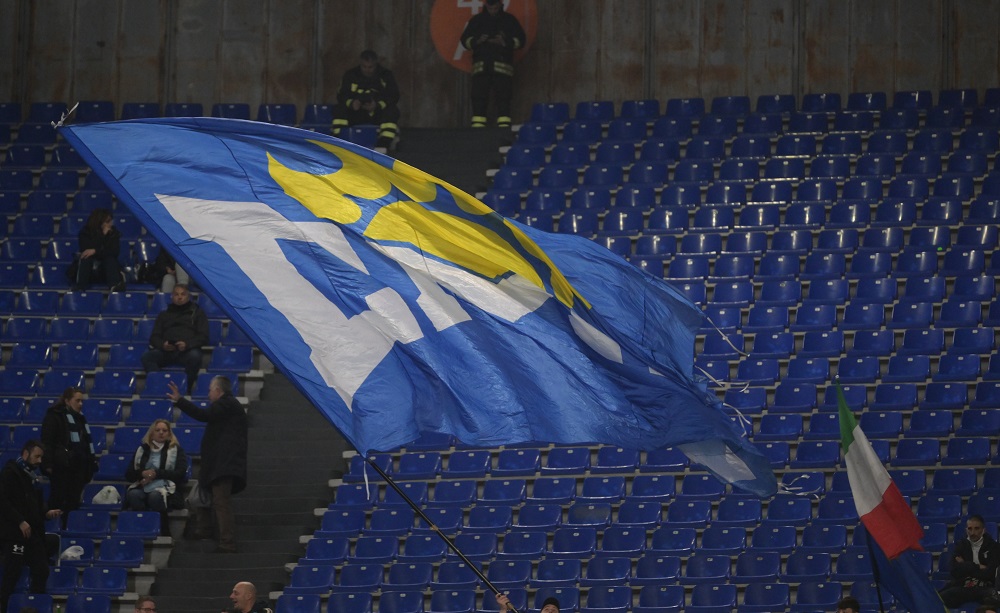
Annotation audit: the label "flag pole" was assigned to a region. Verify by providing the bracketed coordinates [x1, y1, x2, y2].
[364, 456, 519, 613]
[864, 525, 888, 613]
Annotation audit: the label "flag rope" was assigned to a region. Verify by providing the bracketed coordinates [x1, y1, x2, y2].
[364, 456, 519, 612]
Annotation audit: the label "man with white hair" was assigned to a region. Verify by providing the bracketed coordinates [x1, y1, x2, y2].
[168, 376, 247, 553]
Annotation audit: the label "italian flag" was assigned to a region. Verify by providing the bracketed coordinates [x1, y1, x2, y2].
[837, 382, 924, 559]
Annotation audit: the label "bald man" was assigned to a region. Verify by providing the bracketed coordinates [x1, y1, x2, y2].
[228, 582, 272, 613]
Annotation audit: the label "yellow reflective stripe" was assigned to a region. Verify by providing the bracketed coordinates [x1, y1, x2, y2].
[332, 119, 349, 127]
[494, 63, 514, 76]
[379, 100, 387, 110]
[497, 116, 512, 125]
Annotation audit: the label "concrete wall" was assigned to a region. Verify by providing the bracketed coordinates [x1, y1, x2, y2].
[2, 0, 998, 127]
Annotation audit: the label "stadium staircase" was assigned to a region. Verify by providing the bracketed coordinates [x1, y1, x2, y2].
[393, 128, 512, 194]
[148, 372, 350, 613]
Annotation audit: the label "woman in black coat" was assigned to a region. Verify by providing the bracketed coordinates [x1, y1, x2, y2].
[40, 387, 98, 524]
[74, 207, 124, 291]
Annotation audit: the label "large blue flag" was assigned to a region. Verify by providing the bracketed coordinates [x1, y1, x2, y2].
[61, 118, 776, 496]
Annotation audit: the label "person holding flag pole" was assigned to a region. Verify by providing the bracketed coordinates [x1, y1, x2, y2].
[836, 378, 948, 613]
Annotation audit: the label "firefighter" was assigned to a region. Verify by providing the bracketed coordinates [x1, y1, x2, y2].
[461, 0, 527, 128]
[332, 49, 400, 149]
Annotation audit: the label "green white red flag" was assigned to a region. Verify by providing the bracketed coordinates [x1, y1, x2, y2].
[837, 382, 924, 559]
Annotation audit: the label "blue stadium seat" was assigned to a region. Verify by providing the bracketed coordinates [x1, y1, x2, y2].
[664, 501, 712, 529]
[943, 437, 992, 465]
[788, 111, 829, 133]
[120, 102, 160, 119]
[893, 438, 941, 466]
[90, 370, 136, 400]
[6, 594, 53, 613]
[750, 524, 797, 552]
[302, 536, 350, 565]
[548, 527, 596, 558]
[664, 97, 704, 118]
[632, 555, 682, 588]
[46, 566, 80, 596]
[783, 551, 832, 582]
[683, 554, 731, 585]
[730, 133, 773, 156]
[735, 358, 779, 386]
[531, 558, 581, 588]
[527, 477, 575, 504]
[639, 137, 682, 163]
[883, 354, 931, 382]
[934, 354, 982, 381]
[615, 500, 663, 528]
[906, 408, 952, 438]
[700, 526, 746, 555]
[64, 510, 112, 539]
[97, 536, 145, 567]
[628, 474, 675, 502]
[770, 383, 817, 414]
[497, 530, 547, 560]
[791, 441, 840, 468]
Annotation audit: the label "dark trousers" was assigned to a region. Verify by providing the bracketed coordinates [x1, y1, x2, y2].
[212, 478, 235, 549]
[471, 72, 513, 124]
[194, 478, 236, 549]
[76, 255, 122, 290]
[332, 104, 400, 139]
[940, 584, 997, 608]
[48, 467, 90, 526]
[141, 348, 203, 391]
[0, 536, 54, 613]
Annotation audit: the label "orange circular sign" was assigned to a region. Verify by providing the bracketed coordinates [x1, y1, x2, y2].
[431, 0, 538, 73]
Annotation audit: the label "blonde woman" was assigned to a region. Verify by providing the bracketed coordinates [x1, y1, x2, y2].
[124, 419, 188, 516]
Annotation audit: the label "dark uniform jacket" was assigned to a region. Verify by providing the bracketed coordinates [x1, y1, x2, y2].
[175, 394, 247, 494]
[460, 6, 526, 76]
[336, 65, 400, 113]
[148, 301, 210, 349]
[0, 459, 46, 543]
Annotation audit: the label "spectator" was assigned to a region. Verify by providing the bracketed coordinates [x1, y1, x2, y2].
[134, 596, 157, 613]
[0, 441, 62, 613]
[229, 582, 272, 613]
[141, 284, 209, 393]
[332, 49, 400, 150]
[940, 515, 1000, 608]
[168, 377, 247, 554]
[495, 593, 556, 612]
[124, 419, 189, 535]
[72, 208, 125, 291]
[40, 388, 97, 523]
[836, 596, 860, 613]
[460, 0, 526, 128]
[151, 248, 190, 293]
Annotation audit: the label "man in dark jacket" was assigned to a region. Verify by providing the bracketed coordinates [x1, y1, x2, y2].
[141, 284, 210, 392]
[460, 0, 526, 128]
[168, 376, 247, 553]
[0, 441, 62, 613]
[940, 515, 1000, 607]
[331, 49, 401, 149]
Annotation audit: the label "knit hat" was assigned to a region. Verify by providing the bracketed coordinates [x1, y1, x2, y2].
[540, 598, 560, 611]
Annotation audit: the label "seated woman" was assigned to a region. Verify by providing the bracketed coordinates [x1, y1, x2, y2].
[124, 419, 188, 533]
[74, 208, 124, 291]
